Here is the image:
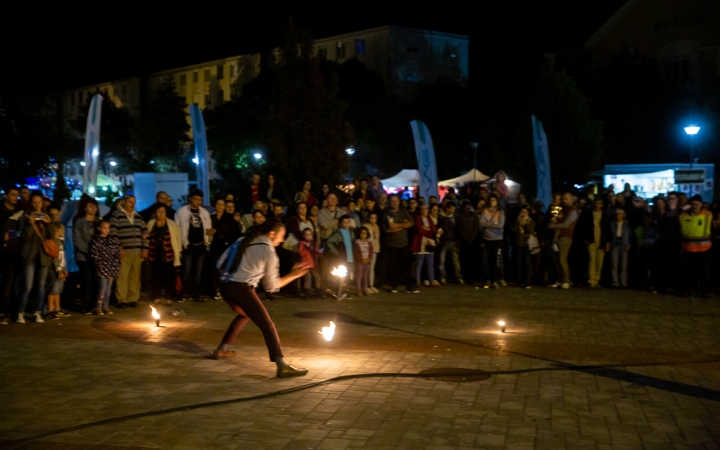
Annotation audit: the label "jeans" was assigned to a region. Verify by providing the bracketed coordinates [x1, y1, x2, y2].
[386, 245, 414, 290]
[356, 263, 370, 293]
[414, 253, 435, 285]
[77, 260, 96, 311]
[116, 248, 143, 304]
[557, 237, 572, 284]
[220, 282, 283, 361]
[681, 250, 712, 295]
[183, 245, 206, 299]
[303, 269, 322, 290]
[97, 277, 113, 309]
[0, 251, 19, 316]
[368, 253, 377, 287]
[18, 257, 48, 314]
[587, 243, 605, 286]
[515, 246, 533, 286]
[438, 242, 462, 280]
[484, 239, 504, 284]
[611, 246, 628, 286]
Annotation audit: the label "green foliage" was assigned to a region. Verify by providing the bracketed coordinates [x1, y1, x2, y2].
[532, 67, 605, 186]
[134, 77, 191, 171]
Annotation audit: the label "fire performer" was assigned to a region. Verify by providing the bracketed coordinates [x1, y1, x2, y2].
[214, 219, 310, 378]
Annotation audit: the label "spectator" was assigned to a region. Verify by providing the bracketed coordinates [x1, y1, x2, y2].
[346, 200, 361, 230]
[354, 227, 374, 296]
[90, 220, 121, 315]
[480, 195, 506, 289]
[263, 175, 277, 203]
[223, 200, 244, 238]
[368, 175, 384, 201]
[246, 210, 266, 235]
[242, 201, 266, 231]
[456, 202, 480, 285]
[326, 215, 356, 293]
[548, 192, 579, 289]
[272, 202, 285, 224]
[299, 227, 322, 298]
[211, 199, 239, 299]
[352, 178, 376, 202]
[245, 173, 261, 212]
[175, 189, 213, 302]
[295, 181, 316, 207]
[362, 212, 380, 293]
[1, 186, 22, 325]
[411, 204, 439, 288]
[73, 198, 100, 313]
[43, 222, 67, 319]
[679, 194, 713, 297]
[429, 196, 438, 206]
[317, 193, 347, 244]
[147, 205, 182, 305]
[317, 184, 331, 206]
[359, 198, 376, 224]
[17, 191, 50, 323]
[607, 208, 631, 288]
[308, 205, 321, 244]
[110, 195, 148, 309]
[377, 192, 388, 212]
[382, 195, 417, 293]
[18, 186, 31, 212]
[140, 191, 176, 222]
[288, 202, 314, 243]
[438, 202, 462, 285]
[512, 205, 535, 288]
[580, 198, 611, 289]
[407, 198, 419, 217]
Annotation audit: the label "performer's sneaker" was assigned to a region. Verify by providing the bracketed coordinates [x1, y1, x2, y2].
[211, 350, 237, 360]
[277, 364, 308, 378]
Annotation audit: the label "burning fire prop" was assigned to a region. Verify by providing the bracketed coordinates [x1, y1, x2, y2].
[150, 305, 161, 327]
[318, 266, 348, 342]
[319, 321, 336, 341]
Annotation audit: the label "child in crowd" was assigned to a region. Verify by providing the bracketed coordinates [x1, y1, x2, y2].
[45, 222, 68, 320]
[354, 227, 374, 296]
[326, 215, 356, 289]
[90, 220, 121, 315]
[299, 227, 322, 298]
[362, 212, 380, 293]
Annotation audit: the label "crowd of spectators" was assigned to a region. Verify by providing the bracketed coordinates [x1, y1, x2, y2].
[1, 174, 718, 325]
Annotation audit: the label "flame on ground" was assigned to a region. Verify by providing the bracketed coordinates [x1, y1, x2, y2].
[319, 321, 336, 341]
[497, 321, 505, 327]
[331, 266, 348, 278]
[150, 305, 161, 320]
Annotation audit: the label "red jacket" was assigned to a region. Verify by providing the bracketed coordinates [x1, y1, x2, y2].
[411, 215, 438, 253]
[298, 240, 321, 269]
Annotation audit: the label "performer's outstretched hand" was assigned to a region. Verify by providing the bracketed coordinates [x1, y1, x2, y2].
[289, 262, 311, 279]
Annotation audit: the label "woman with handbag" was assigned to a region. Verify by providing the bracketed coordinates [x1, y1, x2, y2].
[512, 206, 536, 288]
[17, 192, 51, 323]
[146, 205, 183, 305]
[411, 204, 440, 288]
[479, 195, 506, 289]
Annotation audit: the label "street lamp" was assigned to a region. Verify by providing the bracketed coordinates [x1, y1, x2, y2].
[192, 157, 199, 165]
[345, 146, 355, 156]
[470, 142, 479, 181]
[684, 126, 700, 167]
[109, 160, 117, 167]
[253, 152, 262, 160]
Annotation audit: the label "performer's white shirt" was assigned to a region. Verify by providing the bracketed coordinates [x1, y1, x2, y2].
[217, 235, 280, 292]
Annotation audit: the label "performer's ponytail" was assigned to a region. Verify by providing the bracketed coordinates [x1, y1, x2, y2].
[227, 219, 285, 275]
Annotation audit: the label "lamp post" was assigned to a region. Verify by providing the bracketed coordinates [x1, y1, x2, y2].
[684, 126, 700, 168]
[470, 142, 478, 182]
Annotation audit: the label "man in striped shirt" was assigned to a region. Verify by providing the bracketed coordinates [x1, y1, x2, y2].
[110, 195, 149, 309]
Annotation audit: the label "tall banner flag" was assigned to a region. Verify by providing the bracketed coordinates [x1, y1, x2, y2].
[189, 104, 210, 205]
[410, 120, 439, 199]
[532, 115, 552, 211]
[82, 94, 103, 195]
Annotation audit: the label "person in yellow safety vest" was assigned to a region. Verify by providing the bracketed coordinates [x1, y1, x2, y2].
[679, 194, 713, 298]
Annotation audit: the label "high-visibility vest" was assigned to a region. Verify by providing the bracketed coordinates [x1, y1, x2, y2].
[679, 211, 713, 252]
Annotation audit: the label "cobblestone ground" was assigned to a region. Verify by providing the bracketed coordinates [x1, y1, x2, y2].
[1, 284, 720, 449]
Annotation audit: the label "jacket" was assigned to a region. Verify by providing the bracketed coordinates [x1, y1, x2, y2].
[1, 203, 22, 253]
[147, 219, 183, 267]
[456, 210, 479, 243]
[73, 216, 98, 262]
[679, 210, 713, 252]
[411, 215, 438, 253]
[110, 209, 149, 251]
[326, 228, 355, 261]
[299, 239, 321, 269]
[174, 204, 212, 249]
[610, 221, 632, 248]
[90, 235, 122, 278]
[438, 213, 457, 245]
[317, 207, 347, 241]
[512, 218, 536, 247]
[577, 209, 612, 246]
[549, 206, 579, 239]
[479, 209, 505, 241]
[20, 214, 48, 263]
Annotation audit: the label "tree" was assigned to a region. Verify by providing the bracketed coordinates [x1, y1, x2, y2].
[532, 67, 605, 186]
[134, 77, 191, 172]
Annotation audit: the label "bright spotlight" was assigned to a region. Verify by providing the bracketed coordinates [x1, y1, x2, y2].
[192, 157, 199, 165]
[109, 161, 117, 167]
[345, 147, 355, 155]
[80, 161, 86, 166]
[684, 126, 700, 135]
[253, 153, 262, 160]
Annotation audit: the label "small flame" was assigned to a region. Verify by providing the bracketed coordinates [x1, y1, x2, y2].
[331, 266, 348, 278]
[319, 321, 336, 341]
[497, 321, 505, 327]
[150, 305, 161, 320]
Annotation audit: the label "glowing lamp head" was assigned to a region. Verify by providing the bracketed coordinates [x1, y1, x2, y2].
[253, 153, 262, 160]
[80, 161, 86, 167]
[109, 160, 117, 167]
[319, 321, 336, 341]
[345, 147, 355, 155]
[88, 186, 95, 194]
[192, 157, 199, 165]
[684, 126, 700, 135]
[331, 265, 348, 278]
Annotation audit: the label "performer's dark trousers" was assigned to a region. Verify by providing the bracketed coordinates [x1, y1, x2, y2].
[220, 281, 283, 361]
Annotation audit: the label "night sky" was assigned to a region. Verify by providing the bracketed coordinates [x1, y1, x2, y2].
[3, 2, 626, 93]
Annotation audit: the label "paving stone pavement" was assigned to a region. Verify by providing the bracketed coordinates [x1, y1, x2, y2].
[1, 285, 720, 449]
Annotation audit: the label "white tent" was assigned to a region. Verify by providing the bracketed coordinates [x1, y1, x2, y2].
[381, 169, 419, 188]
[438, 169, 490, 186]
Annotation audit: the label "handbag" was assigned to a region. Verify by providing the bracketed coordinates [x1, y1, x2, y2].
[527, 235, 540, 255]
[42, 239, 60, 258]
